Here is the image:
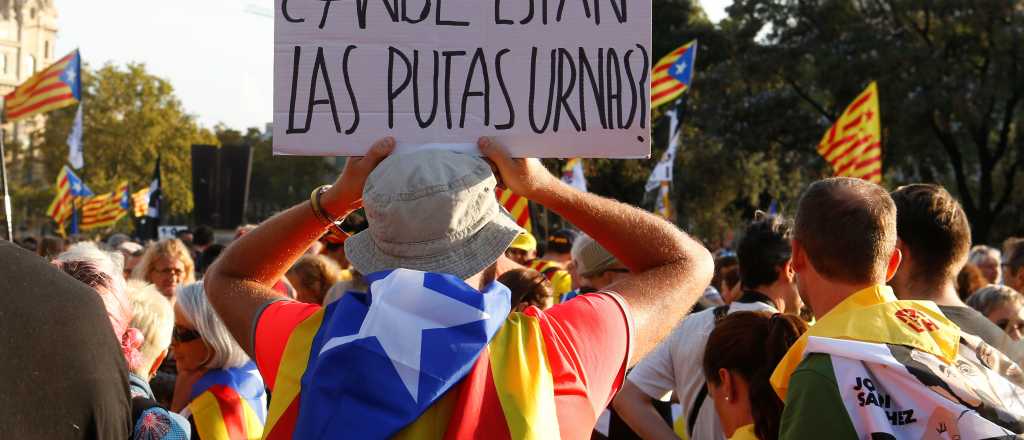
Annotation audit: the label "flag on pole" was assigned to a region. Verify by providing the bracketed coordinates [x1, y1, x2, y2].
[651, 41, 697, 109]
[561, 158, 587, 192]
[495, 188, 532, 234]
[817, 82, 883, 183]
[4, 49, 81, 122]
[646, 108, 682, 192]
[132, 187, 150, 218]
[46, 166, 92, 226]
[80, 182, 129, 231]
[67, 103, 84, 169]
[138, 157, 162, 240]
[146, 156, 162, 219]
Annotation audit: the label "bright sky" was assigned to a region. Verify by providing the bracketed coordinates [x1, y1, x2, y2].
[55, 0, 731, 131]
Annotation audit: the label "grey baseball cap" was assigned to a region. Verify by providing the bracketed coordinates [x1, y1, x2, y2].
[344, 149, 525, 280]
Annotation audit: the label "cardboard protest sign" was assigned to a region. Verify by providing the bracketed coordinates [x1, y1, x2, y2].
[273, 0, 652, 158]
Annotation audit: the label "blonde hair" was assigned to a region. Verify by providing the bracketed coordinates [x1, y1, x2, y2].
[132, 239, 195, 284]
[126, 280, 173, 377]
[176, 282, 250, 369]
[288, 255, 343, 304]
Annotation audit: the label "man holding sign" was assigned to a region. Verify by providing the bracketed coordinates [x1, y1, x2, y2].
[273, 0, 652, 158]
[206, 137, 713, 438]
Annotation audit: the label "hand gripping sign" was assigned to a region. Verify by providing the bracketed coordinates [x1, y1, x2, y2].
[273, 0, 652, 158]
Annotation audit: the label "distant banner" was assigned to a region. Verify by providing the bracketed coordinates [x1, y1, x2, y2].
[273, 0, 652, 158]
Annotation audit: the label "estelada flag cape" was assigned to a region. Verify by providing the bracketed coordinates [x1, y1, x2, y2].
[772, 286, 1024, 437]
[186, 361, 268, 440]
[261, 269, 563, 439]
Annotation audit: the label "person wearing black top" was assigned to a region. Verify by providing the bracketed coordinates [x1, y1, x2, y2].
[0, 240, 131, 439]
[890, 184, 1024, 364]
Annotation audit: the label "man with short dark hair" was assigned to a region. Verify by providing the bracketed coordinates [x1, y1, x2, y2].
[540, 229, 576, 266]
[192, 225, 215, 252]
[1004, 239, 1024, 293]
[614, 213, 798, 440]
[889, 184, 1024, 363]
[774, 178, 1024, 439]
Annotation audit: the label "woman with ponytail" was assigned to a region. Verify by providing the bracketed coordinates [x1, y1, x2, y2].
[703, 312, 808, 440]
[53, 242, 191, 439]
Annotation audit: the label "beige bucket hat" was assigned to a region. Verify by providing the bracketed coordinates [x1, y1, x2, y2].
[344, 149, 525, 280]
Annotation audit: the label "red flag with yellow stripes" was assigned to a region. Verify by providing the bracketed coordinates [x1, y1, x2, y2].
[651, 41, 697, 109]
[4, 49, 81, 122]
[817, 82, 883, 183]
[80, 181, 129, 231]
[496, 188, 532, 234]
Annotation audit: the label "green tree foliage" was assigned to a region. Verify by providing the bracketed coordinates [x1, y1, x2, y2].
[598, 0, 1024, 244]
[735, 0, 1024, 242]
[36, 63, 217, 230]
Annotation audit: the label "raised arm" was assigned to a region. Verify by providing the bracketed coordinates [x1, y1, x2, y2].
[481, 138, 713, 362]
[204, 138, 396, 356]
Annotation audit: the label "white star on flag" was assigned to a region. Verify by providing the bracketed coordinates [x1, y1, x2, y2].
[65, 69, 76, 84]
[318, 270, 490, 402]
[673, 61, 688, 75]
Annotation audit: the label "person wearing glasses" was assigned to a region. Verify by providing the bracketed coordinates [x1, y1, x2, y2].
[171, 282, 267, 440]
[132, 239, 196, 300]
[967, 285, 1024, 341]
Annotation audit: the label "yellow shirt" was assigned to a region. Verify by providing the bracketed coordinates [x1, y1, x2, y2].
[728, 424, 758, 440]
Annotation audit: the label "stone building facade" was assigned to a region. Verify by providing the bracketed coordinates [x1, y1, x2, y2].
[0, 0, 58, 183]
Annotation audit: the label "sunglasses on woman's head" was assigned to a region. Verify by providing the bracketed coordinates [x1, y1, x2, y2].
[172, 325, 201, 343]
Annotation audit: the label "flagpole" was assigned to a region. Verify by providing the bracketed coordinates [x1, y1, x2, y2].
[0, 129, 12, 241]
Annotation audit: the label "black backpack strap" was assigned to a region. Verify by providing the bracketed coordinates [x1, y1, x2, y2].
[687, 385, 709, 437]
[688, 305, 730, 437]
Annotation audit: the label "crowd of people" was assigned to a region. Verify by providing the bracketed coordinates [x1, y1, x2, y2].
[3, 137, 1024, 439]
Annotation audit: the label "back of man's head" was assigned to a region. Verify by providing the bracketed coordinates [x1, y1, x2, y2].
[737, 213, 792, 290]
[795, 177, 897, 284]
[891, 184, 971, 285]
[193, 225, 215, 248]
[545, 229, 577, 256]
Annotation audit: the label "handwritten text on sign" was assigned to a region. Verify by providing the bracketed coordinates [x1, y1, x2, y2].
[273, 0, 652, 158]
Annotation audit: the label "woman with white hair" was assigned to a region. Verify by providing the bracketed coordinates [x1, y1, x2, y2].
[170, 282, 267, 440]
[970, 245, 1003, 285]
[53, 243, 190, 439]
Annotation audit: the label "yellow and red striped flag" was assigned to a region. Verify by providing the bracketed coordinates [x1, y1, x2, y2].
[651, 41, 697, 109]
[80, 181, 129, 231]
[46, 165, 92, 226]
[132, 187, 150, 218]
[496, 188, 532, 234]
[4, 49, 81, 122]
[817, 82, 883, 183]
